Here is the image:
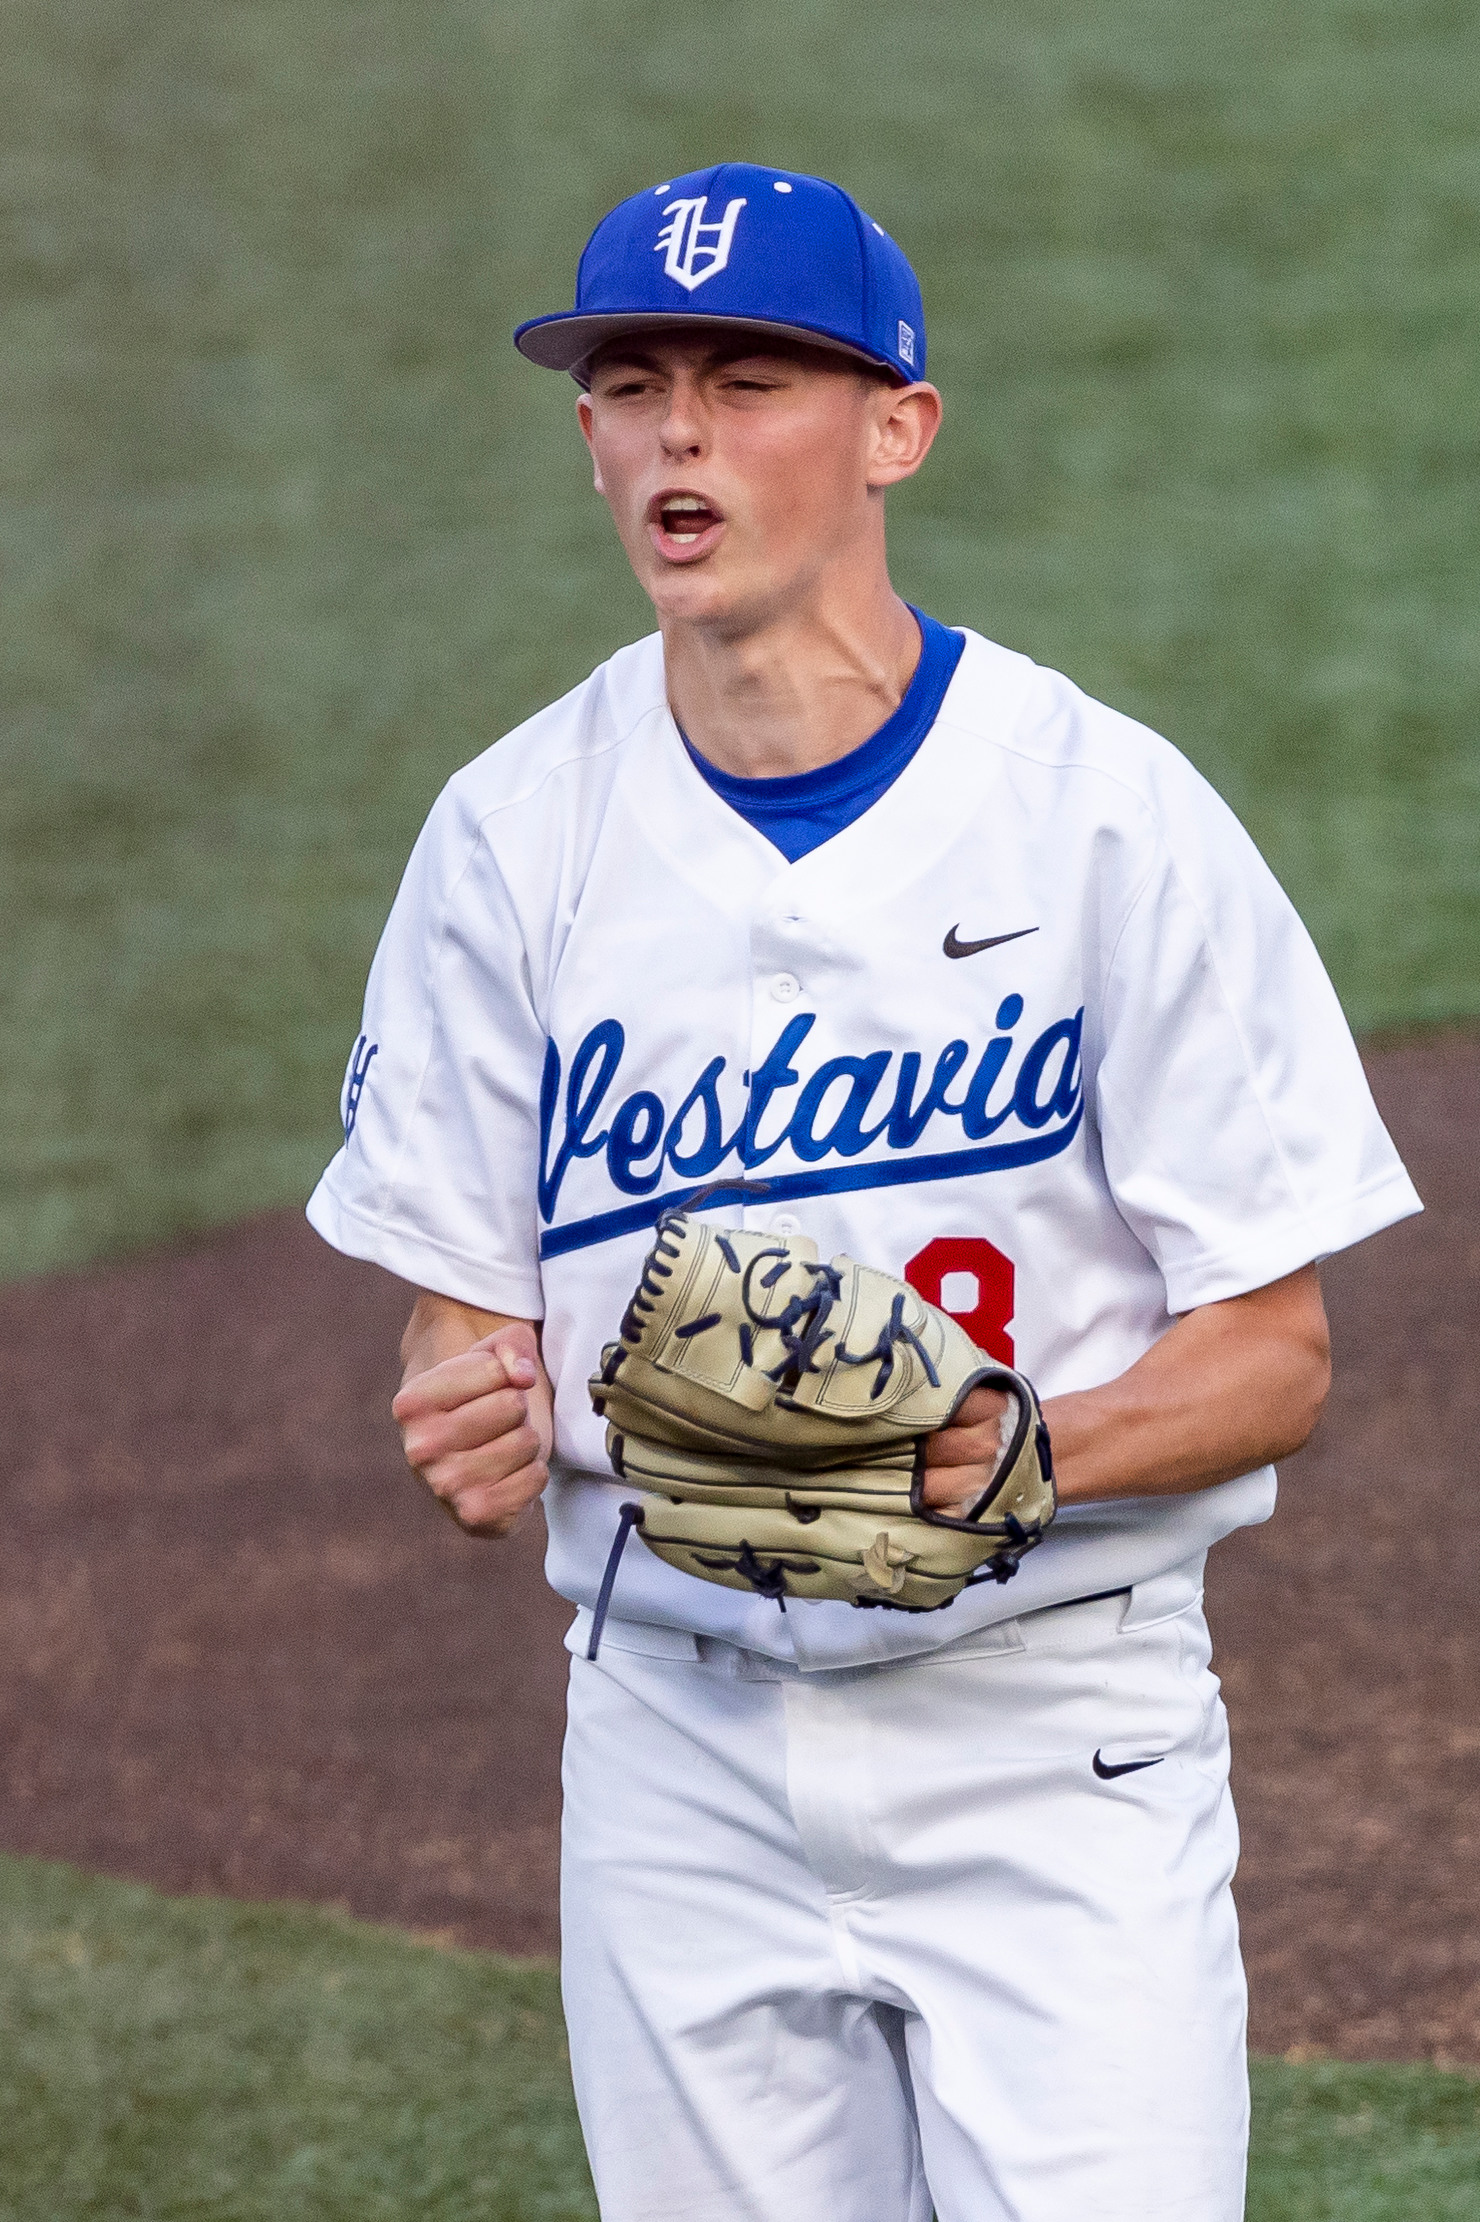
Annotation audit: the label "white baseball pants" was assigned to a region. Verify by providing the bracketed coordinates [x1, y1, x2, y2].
[560, 1571, 1248, 2221]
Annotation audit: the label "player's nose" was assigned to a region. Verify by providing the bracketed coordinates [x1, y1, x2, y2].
[658, 371, 708, 458]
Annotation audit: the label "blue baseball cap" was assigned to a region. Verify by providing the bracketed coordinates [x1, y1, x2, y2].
[514, 164, 926, 386]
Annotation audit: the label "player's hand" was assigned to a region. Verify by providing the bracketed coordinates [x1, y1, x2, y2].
[392, 1322, 554, 1538]
[920, 1381, 1010, 1513]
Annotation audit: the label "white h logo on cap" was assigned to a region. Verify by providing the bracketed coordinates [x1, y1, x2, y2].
[656, 196, 747, 291]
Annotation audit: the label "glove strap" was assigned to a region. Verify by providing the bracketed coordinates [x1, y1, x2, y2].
[586, 1501, 645, 1662]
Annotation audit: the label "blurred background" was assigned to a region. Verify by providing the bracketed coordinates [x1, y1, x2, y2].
[2, 3, 1477, 2215]
[4, 0, 1477, 1286]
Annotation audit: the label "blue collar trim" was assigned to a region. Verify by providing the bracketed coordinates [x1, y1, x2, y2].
[681, 610, 965, 860]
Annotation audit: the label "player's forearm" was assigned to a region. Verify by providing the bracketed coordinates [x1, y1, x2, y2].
[399, 1291, 516, 1385]
[1043, 1264, 1331, 1505]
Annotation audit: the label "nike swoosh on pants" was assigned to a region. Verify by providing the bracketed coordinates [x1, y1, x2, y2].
[1092, 1749, 1166, 1780]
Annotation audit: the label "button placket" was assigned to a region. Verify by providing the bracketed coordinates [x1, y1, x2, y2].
[744, 912, 815, 1227]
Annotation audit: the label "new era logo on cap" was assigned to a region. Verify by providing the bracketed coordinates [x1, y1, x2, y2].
[513, 164, 927, 386]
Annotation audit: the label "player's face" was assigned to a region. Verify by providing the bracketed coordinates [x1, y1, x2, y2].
[577, 335, 941, 630]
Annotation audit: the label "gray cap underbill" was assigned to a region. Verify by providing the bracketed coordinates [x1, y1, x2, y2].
[514, 310, 909, 386]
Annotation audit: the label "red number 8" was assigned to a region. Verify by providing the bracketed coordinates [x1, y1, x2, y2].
[904, 1236, 1015, 1365]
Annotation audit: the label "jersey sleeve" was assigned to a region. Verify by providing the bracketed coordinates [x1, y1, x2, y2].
[305, 782, 548, 1320]
[1092, 764, 1421, 1313]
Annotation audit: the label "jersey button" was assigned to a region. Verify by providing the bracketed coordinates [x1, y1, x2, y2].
[770, 972, 801, 1003]
[772, 1213, 802, 1237]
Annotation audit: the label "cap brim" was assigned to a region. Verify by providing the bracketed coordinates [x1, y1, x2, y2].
[513, 310, 906, 385]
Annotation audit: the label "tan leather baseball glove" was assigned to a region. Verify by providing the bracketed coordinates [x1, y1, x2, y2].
[584, 1205, 1055, 1650]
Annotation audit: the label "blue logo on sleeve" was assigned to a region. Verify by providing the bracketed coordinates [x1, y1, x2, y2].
[537, 1000, 1083, 1259]
[343, 1035, 378, 1142]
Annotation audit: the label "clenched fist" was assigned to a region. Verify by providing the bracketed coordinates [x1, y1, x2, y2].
[919, 1380, 1011, 1513]
[393, 1304, 554, 1537]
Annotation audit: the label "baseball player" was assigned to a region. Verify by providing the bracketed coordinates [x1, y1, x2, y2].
[308, 165, 1420, 2220]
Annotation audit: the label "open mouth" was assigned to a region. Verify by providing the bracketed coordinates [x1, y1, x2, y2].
[650, 491, 725, 548]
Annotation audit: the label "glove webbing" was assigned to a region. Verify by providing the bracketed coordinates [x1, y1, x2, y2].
[606, 1210, 945, 1409]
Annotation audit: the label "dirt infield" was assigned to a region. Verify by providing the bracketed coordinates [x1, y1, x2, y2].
[0, 1032, 1475, 2061]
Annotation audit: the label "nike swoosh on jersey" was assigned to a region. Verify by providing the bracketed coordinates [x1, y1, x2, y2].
[943, 925, 1039, 959]
[1092, 1749, 1167, 1780]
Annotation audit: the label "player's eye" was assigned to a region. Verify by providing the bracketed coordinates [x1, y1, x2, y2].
[594, 370, 661, 399]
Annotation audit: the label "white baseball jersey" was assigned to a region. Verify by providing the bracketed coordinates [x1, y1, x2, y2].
[307, 627, 1419, 1670]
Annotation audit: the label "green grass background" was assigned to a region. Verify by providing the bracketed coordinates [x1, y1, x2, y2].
[3, 1855, 1478, 2222]
[5, 15, 1476, 2201]
[3, 0, 1478, 1287]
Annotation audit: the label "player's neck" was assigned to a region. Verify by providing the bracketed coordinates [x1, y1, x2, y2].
[661, 570, 921, 781]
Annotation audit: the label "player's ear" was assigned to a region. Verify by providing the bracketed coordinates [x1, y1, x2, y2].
[865, 380, 943, 490]
[576, 393, 605, 494]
